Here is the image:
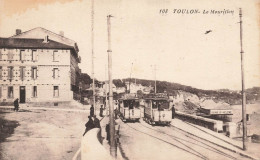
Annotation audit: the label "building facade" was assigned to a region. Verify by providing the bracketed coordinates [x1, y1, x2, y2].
[0, 28, 81, 105]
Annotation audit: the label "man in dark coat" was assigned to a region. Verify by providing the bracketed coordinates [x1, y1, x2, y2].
[93, 115, 101, 128]
[14, 98, 19, 112]
[83, 116, 95, 136]
[90, 105, 94, 117]
[106, 123, 110, 144]
[99, 105, 104, 117]
[172, 105, 175, 119]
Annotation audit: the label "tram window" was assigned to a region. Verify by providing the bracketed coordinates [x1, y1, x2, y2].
[129, 101, 134, 109]
[124, 101, 129, 107]
[134, 101, 140, 108]
[158, 101, 169, 110]
[152, 101, 157, 109]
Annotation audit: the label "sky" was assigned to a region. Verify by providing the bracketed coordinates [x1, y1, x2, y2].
[0, 0, 259, 90]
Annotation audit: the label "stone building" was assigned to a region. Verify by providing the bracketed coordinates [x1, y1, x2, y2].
[0, 28, 81, 105]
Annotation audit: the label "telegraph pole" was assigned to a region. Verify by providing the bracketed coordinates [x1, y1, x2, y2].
[105, 64, 108, 115]
[107, 14, 116, 158]
[91, 0, 96, 114]
[239, 8, 247, 151]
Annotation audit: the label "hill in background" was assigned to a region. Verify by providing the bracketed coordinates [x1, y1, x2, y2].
[113, 78, 260, 105]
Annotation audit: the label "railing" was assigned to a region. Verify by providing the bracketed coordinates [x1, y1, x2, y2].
[175, 111, 223, 132]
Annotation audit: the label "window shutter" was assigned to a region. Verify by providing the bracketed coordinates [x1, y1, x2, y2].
[0, 67, 2, 80]
[31, 67, 33, 79]
[20, 67, 22, 80]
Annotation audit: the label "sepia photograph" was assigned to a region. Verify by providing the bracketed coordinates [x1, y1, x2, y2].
[0, 0, 259, 159]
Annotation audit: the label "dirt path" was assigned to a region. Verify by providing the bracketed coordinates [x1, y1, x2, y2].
[0, 108, 89, 160]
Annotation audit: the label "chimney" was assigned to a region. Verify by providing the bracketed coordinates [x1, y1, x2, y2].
[16, 29, 22, 35]
[43, 35, 49, 43]
[59, 31, 64, 37]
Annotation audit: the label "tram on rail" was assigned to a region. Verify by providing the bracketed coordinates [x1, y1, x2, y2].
[118, 94, 141, 122]
[143, 93, 172, 125]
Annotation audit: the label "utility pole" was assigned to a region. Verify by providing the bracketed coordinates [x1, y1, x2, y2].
[107, 14, 116, 158]
[239, 8, 247, 151]
[105, 64, 108, 115]
[91, 0, 96, 114]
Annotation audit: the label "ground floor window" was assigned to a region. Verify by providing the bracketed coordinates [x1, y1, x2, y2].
[53, 86, 59, 97]
[8, 86, 13, 98]
[32, 86, 37, 97]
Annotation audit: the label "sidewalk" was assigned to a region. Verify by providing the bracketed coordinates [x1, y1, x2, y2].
[171, 118, 260, 160]
[99, 115, 123, 160]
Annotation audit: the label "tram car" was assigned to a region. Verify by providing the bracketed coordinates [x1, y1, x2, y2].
[143, 93, 172, 125]
[118, 94, 141, 122]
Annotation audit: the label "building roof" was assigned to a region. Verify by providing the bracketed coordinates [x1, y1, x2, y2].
[10, 27, 75, 45]
[0, 38, 75, 50]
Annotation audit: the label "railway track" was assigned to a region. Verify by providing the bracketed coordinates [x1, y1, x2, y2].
[123, 120, 250, 160]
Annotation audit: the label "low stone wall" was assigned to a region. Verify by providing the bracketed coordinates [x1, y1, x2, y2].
[81, 128, 113, 160]
[175, 111, 223, 132]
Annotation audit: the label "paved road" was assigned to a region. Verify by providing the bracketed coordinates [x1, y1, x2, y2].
[117, 118, 252, 160]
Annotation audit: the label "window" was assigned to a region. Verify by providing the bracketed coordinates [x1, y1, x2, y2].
[53, 68, 59, 79]
[20, 67, 25, 80]
[31, 67, 37, 79]
[0, 66, 2, 80]
[0, 87, 2, 98]
[8, 86, 13, 98]
[53, 51, 59, 62]
[32, 86, 37, 97]
[53, 86, 59, 97]
[32, 50, 38, 61]
[7, 67, 13, 80]
[20, 50, 25, 61]
[8, 50, 14, 60]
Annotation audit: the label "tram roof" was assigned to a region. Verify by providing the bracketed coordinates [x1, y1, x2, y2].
[119, 98, 139, 101]
[144, 97, 170, 101]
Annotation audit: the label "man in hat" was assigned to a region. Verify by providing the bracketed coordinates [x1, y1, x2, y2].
[93, 115, 101, 128]
[14, 98, 19, 112]
[90, 105, 94, 117]
[172, 104, 175, 119]
[83, 116, 95, 136]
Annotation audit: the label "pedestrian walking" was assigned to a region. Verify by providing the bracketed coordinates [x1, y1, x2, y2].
[99, 105, 104, 117]
[105, 123, 110, 144]
[93, 115, 101, 128]
[83, 116, 95, 136]
[172, 104, 175, 119]
[90, 105, 94, 117]
[14, 98, 19, 112]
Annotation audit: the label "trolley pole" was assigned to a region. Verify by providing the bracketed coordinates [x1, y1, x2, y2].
[239, 8, 247, 151]
[129, 63, 133, 93]
[154, 65, 157, 93]
[107, 14, 117, 158]
[91, 0, 96, 114]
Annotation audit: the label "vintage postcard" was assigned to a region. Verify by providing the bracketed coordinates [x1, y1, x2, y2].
[0, 0, 259, 160]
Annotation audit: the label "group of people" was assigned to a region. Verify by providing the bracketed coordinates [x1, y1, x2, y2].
[83, 105, 101, 136]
